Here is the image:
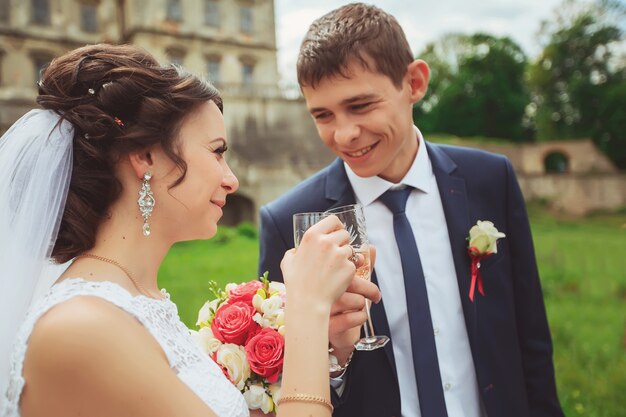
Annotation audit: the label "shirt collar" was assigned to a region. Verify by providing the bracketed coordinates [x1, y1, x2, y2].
[344, 126, 433, 206]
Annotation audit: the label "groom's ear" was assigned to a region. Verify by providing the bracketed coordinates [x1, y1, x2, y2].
[128, 147, 155, 180]
[406, 59, 430, 104]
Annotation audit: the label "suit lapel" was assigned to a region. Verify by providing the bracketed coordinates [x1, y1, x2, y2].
[427, 143, 479, 352]
[324, 158, 357, 209]
[324, 158, 398, 378]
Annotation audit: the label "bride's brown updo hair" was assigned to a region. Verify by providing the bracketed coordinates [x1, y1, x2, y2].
[37, 44, 223, 263]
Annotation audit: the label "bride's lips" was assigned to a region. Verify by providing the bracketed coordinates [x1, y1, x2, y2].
[211, 200, 225, 214]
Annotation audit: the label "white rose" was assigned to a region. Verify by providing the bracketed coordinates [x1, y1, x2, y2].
[244, 383, 274, 413]
[196, 298, 220, 326]
[225, 282, 239, 293]
[469, 220, 506, 254]
[192, 327, 222, 355]
[216, 344, 251, 391]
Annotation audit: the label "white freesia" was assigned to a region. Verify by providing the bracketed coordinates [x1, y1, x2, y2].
[216, 344, 250, 390]
[469, 220, 506, 254]
[225, 282, 239, 293]
[268, 382, 282, 404]
[196, 298, 221, 326]
[252, 293, 265, 312]
[192, 327, 222, 355]
[244, 383, 274, 413]
[273, 311, 285, 327]
[268, 281, 286, 294]
[261, 294, 283, 315]
[253, 312, 266, 327]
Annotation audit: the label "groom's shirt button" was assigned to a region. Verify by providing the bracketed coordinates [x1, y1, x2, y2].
[434, 327, 440, 336]
[444, 383, 452, 391]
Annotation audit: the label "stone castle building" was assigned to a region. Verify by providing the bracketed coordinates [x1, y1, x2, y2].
[0, 0, 333, 224]
[1, 0, 623, 219]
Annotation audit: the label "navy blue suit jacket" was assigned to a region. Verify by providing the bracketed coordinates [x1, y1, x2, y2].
[258, 143, 563, 417]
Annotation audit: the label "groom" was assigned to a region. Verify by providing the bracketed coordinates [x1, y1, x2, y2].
[258, 3, 563, 417]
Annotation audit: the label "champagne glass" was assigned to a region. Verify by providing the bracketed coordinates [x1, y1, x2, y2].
[293, 211, 325, 248]
[324, 204, 390, 351]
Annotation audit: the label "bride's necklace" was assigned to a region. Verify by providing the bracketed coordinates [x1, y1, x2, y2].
[80, 253, 160, 299]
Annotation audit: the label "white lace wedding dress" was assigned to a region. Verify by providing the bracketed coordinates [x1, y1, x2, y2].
[1, 278, 249, 417]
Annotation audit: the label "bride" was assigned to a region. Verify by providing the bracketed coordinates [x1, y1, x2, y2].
[0, 44, 379, 417]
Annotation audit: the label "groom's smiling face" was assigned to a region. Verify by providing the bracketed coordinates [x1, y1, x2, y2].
[302, 59, 428, 183]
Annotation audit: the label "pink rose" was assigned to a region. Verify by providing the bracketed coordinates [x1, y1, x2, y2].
[228, 280, 264, 305]
[211, 301, 260, 345]
[245, 328, 284, 383]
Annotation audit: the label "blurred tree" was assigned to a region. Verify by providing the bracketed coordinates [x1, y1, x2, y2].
[528, 0, 626, 168]
[414, 33, 530, 141]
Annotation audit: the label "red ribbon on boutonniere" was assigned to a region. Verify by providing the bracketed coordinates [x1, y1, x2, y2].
[467, 221, 506, 302]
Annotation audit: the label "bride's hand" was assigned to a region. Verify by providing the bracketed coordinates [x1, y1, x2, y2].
[280, 215, 359, 309]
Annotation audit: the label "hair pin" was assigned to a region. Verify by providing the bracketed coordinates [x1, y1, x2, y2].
[114, 117, 124, 127]
[87, 88, 95, 95]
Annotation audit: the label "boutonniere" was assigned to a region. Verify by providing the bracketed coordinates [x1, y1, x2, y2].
[467, 220, 506, 301]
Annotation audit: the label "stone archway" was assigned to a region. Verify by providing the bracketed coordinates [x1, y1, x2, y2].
[544, 150, 570, 174]
[221, 193, 255, 226]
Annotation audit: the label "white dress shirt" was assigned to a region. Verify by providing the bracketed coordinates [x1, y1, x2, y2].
[344, 128, 485, 417]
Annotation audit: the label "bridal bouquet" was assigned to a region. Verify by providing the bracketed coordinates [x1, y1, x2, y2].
[193, 273, 285, 414]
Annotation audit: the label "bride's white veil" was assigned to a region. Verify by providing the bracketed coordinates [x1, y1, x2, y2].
[0, 109, 74, 400]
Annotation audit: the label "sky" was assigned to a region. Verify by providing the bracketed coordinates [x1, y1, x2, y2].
[275, 0, 566, 85]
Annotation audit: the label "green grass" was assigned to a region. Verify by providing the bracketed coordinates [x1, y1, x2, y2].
[159, 225, 260, 326]
[528, 203, 626, 417]
[158, 208, 626, 417]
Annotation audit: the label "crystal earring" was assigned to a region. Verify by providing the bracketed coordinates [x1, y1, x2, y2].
[138, 172, 155, 236]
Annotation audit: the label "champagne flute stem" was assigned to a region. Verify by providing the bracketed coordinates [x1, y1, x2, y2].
[363, 299, 375, 338]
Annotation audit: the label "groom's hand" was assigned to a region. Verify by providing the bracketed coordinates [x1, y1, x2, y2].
[329, 246, 380, 367]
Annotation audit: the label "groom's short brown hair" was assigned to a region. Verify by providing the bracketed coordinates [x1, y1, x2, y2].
[296, 2, 414, 89]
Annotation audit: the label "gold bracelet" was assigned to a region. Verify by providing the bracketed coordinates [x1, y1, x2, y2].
[277, 393, 334, 413]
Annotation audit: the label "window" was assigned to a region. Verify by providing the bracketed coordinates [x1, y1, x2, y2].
[242, 63, 254, 85]
[240, 6, 253, 33]
[207, 57, 221, 84]
[0, 50, 4, 85]
[32, 55, 51, 84]
[166, 0, 182, 22]
[167, 47, 186, 66]
[80, 3, 98, 33]
[204, 0, 219, 27]
[31, 0, 50, 25]
[0, 0, 9, 24]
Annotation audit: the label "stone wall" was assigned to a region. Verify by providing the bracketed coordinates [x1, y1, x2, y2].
[478, 139, 618, 175]
[518, 174, 626, 216]
[465, 139, 624, 216]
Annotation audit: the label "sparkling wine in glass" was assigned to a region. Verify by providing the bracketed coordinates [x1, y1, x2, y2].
[324, 204, 390, 351]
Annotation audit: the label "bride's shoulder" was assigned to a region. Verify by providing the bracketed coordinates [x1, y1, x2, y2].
[27, 295, 161, 364]
[19, 297, 211, 417]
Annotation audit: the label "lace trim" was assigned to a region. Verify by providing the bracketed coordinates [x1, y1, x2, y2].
[2, 278, 248, 417]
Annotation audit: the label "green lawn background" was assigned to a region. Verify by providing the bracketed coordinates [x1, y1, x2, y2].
[159, 205, 626, 417]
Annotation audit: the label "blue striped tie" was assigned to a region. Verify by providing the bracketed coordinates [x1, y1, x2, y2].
[379, 188, 448, 417]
